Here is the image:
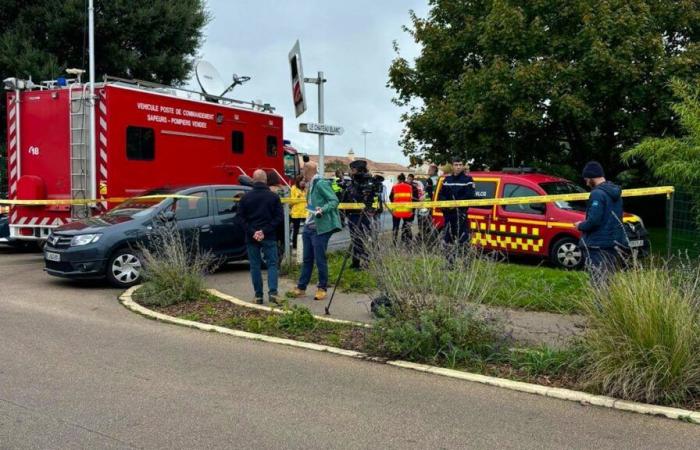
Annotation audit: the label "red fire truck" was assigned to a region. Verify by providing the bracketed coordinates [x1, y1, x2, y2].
[4, 75, 300, 243]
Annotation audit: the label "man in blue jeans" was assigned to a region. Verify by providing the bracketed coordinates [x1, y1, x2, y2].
[238, 170, 284, 304]
[288, 161, 342, 301]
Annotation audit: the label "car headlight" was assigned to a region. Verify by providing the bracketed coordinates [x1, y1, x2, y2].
[70, 234, 102, 246]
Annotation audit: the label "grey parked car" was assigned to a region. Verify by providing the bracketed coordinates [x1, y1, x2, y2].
[44, 185, 251, 288]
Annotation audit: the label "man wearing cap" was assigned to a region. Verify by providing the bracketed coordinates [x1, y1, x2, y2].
[575, 161, 626, 287]
[438, 157, 475, 246]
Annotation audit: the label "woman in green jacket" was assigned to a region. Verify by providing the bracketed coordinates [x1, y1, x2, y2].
[288, 161, 341, 301]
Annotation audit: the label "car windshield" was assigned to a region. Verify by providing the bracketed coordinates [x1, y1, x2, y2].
[539, 181, 587, 212]
[104, 190, 175, 218]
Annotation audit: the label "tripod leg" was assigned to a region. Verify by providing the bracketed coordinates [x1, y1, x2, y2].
[325, 243, 352, 315]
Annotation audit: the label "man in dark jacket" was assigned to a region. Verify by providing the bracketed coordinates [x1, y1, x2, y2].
[238, 169, 284, 304]
[438, 157, 475, 245]
[576, 161, 626, 287]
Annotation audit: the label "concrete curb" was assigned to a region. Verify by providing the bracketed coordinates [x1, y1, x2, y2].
[206, 289, 371, 328]
[120, 287, 700, 425]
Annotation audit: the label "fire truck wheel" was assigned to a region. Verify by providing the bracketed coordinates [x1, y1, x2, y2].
[550, 237, 584, 270]
[107, 248, 143, 288]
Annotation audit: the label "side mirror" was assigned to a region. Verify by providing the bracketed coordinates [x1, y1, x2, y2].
[162, 210, 176, 222]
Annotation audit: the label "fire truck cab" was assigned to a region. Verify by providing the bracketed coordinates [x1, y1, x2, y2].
[432, 170, 649, 269]
[5, 75, 298, 243]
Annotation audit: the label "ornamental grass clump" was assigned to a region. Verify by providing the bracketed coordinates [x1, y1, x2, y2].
[363, 235, 496, 319]
[580, 260, 700, 406]
[363, 235, 506, 367]
[137, 224, 217, 307]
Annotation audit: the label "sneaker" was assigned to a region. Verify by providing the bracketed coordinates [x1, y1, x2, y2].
[255, 296, 264, 305]
[314, 288, 327, 301]
[285, 288, 306, 298]
[269, 293, 282, 306]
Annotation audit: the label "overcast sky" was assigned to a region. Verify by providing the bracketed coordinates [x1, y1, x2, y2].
[190, 0, 430, 164]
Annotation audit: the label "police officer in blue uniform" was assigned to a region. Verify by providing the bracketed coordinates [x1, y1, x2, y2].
[438, 157, 475, 245]
[575, 161, 626, 287]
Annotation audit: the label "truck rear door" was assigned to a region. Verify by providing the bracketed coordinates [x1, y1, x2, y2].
[469, 178, 499, 249]
[493, 182, 547, 256]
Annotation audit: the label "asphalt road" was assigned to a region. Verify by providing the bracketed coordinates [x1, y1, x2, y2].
[1, 247, 699, 449]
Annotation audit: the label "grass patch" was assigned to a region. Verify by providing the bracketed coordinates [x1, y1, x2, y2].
[487, 263, 588, 314]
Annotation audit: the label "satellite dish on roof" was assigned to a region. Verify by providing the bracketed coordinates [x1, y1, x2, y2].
[195, 60, 227, 97]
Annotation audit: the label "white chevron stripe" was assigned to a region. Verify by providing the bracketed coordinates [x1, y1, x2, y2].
[99, 101, 106, 115]
[9, 150, 17, 164]
[99, 117, 107, 130]
[100, 164, 108, 179]
[9, 122, 16, 135]
[52, 218, 63, 226]
[99, 133, 107, 147]
[17, 217, 27, 225]
[10, 182, 17, 195]
[100, 149, 108, 163]
[9, 136, 17, 150]
[11, 211, 17, 223]
[9, 106, 15, 119]
[28, 217, 38, 225]
[10, 166, 17, 179]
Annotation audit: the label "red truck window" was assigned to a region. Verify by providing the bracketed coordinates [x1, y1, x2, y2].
[267, 136, 278, 157]
[126, 126, 155, 161]
[473, 180, 497, 210]
[232, 131, 244, 154]
[503, 184, 545, 215]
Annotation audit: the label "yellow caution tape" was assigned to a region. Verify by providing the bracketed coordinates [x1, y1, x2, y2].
[0, 186, 675, 210]
[333, 185, 675, 210]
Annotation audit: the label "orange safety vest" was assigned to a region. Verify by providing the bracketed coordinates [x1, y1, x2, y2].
[391, 182, 414, 218]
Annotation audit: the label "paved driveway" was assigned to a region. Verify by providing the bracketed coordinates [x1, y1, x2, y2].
[1, 247, 698, 449]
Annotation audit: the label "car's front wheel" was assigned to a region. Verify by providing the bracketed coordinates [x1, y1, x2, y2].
[106, 248, 143, 288]
[550, 237, 584, 270]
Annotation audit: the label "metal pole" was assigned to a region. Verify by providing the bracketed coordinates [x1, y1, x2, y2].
[283, 203, 291, 269]
[318, 71, 325, 176]
[666, 193, 674, 259]
[88, 0, 97, 200]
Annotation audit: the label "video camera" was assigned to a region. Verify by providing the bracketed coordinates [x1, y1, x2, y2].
[350, 171, 384, 213]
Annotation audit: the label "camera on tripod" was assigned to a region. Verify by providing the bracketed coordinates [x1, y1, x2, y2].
[348, 160, 384, 214]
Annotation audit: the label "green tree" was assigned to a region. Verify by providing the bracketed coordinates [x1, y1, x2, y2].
[0, 0, 209, 198]
[389, 0, 700, 178]
[623, 79, 700, 223]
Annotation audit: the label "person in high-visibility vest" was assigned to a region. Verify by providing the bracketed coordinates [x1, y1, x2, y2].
[289, 174, 307, 250]
[390, 173, 414, 243]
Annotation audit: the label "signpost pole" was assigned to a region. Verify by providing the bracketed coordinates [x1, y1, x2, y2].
[317, 71, 325, 176]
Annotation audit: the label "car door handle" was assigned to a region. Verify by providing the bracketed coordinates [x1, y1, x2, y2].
[200, 225, 212, 233]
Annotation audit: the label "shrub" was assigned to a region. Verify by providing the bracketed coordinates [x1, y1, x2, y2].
[363, 235, 496, 320]
[278, 305, 317, 333]
[580, 261, 700, 405]
[137, 224, 217, 307]
[366, 304, 506, 368]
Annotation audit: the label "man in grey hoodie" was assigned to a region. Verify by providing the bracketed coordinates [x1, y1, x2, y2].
[575, 161, 627, 287]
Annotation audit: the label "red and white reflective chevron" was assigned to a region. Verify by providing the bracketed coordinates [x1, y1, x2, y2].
[7, 94, 18, 224]
[97, 91, 108, 209]
[15, 217, 66, 227]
